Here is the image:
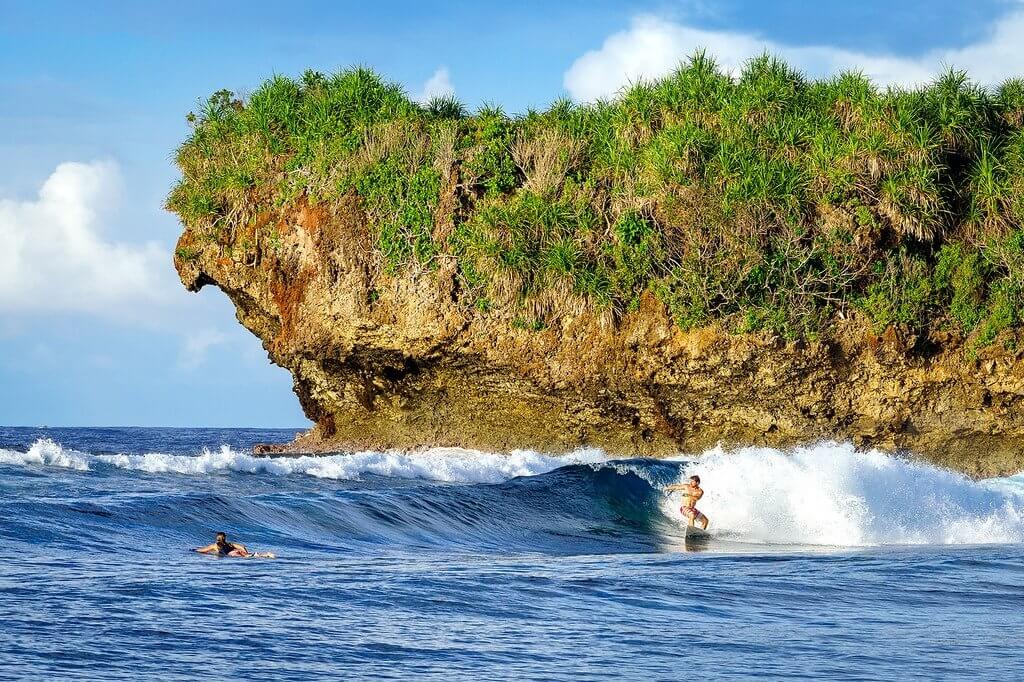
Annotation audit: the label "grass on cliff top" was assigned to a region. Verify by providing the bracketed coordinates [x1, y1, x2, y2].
[168, 54, 1024, 346]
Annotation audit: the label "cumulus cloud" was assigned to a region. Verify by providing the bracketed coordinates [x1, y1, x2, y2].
[178, 328, 227, 371]
[414, 67, 456, 103]
[564, 10, 1024, 101]
[0, 160, 176, 318]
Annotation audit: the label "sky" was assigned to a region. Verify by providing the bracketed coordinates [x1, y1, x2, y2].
[1, 0, 1023, 427]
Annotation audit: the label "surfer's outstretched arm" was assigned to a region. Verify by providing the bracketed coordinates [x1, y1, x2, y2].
[194, 543, 218, 554]
[663, 483, 689, 492]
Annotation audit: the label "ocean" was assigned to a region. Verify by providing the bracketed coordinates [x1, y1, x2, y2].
[1, 427, 1023, 680]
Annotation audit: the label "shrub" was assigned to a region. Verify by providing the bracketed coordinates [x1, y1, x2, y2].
[168, 58, 1024, 346]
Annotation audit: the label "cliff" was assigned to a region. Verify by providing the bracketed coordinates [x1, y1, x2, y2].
[169, 59, 1024, 476]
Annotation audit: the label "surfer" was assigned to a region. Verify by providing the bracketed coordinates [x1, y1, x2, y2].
[664, 475, 710, 530]
[194, 532, 275, 558]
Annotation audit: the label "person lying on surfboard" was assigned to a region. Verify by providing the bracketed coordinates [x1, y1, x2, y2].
[194, 532, 275, 558]
[664, 475, 710, 530]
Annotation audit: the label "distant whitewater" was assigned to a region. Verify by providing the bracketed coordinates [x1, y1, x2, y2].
[3, 434, 1022, 548]
[0, 437, 609, 483]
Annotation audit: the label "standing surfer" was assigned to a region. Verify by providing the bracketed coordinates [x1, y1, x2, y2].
[664, 475, 710, 530]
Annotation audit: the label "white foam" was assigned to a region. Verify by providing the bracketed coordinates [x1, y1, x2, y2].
[661, 441, 1024, 546]
[0, 438, 91, 471]
[1, 438, 607, 484]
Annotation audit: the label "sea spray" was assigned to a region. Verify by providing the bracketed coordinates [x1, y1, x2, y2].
[0, 437, 90, 470]
[662, 441, 1024, 546]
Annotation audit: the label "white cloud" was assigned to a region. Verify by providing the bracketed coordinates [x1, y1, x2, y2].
[415, 67, 456, 103]
[178, 328, 227, 371]
[0, 160, 177, 318]
[564, 10, 1024, 101]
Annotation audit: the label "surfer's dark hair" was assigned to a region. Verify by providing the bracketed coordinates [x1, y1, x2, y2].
[689, 475, 700, 484]
[216, 531, 226, 540]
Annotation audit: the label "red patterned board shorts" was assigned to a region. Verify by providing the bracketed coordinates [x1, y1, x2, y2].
[682, 506, 703, 519]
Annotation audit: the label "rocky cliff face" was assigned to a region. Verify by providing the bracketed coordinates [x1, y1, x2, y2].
[175, 198, 1024, 477]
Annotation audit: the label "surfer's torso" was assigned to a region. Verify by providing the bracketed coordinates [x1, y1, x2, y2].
[682, 484, 703, 510]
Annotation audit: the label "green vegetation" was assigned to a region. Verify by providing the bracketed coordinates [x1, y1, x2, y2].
[169, 55, 1024, 344]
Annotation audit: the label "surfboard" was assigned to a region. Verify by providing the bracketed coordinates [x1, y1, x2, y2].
[684, 525, 710, 539]
[194, 550, 276, 559]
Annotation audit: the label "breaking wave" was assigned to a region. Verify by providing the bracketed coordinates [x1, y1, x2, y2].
[0, 437, 608, 483]
[3, 438, 1023, 549]
[661, 442, 1024, 546]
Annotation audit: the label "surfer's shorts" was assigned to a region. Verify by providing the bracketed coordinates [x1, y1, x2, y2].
[683, 507, 701, 518]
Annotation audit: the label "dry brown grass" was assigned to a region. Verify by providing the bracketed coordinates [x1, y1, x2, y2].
[359, 119, 430, 174]
[511, 128, 583, 197]
[431, 121, 458, 180]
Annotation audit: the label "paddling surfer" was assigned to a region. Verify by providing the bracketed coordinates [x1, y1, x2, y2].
[194, 532, 275, 558]
[664, 475, 710, 529]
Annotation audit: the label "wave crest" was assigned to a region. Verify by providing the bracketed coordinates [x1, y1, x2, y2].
[0, 438, 607, 483]
[0, 438, 91, 470]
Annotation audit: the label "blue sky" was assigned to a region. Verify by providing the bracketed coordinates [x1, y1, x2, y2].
[1, 0, 1020, 427]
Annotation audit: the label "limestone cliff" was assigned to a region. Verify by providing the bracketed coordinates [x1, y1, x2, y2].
[168, 64, 1024, 475]
[174, 199, 1024, 477]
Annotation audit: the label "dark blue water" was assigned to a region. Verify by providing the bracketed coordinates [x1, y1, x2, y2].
[2, 427, 1023, 680]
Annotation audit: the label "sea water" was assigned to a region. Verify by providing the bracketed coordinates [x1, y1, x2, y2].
[1, 427, 1023, 680]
